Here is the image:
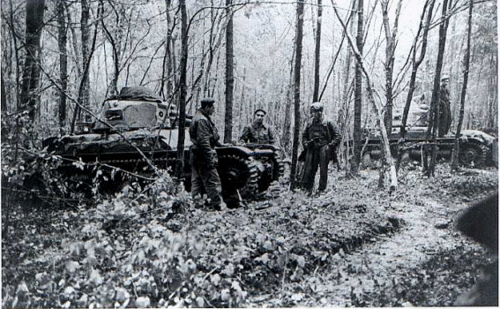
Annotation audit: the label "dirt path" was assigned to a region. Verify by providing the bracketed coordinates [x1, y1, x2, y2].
[248, 170, 489, 307]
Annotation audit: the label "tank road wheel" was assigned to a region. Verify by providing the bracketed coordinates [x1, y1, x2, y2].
[459, 143, 490, 168]
[217, 154, 260, 199]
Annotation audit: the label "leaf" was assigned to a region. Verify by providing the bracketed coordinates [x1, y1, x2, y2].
[87, 268, 104, 286]
[15, 281, 29, 298]
[115, 287, 130, 302]
[220, 289, 231, 301]
[210, 273, 221, 286]
[222, 263, 235, 277]
[196, 296, 204, 307]
[263, 240, 274, 252]
[65, 260, 80, 273]
[135, 296, 150, 307]
[297, 255, 306, 268]
[76, 294, 88, 307]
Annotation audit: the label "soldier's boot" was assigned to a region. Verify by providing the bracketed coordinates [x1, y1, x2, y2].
[223, 188, 241, 209]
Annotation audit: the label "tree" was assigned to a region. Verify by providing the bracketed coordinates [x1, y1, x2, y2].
[380, 0, 402, 138]
[425, 0, 452, 177]
[57, 0, 68, 130]
[224, 0, 234, 143]
[290, 0, 305, 190]
[351, 0, 364, 175]
[176, 0, 188, 178]
[79, 0, 90, 121]
[450, 0, 473, 170]
[312, 0, 322, 102]
[19, 0, 45, 122]
[160, 0, 175, 101]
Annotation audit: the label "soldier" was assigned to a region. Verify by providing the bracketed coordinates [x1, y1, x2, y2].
[189, 98, 224, 210]
[439, 75, 452, 137]
[299, 102, 341, 194]
[239, 109, 275, 144]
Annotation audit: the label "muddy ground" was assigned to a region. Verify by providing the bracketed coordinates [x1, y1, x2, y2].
[2, 164, 498, 307]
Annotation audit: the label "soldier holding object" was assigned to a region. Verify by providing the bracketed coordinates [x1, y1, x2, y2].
[299, 102, 341, 194]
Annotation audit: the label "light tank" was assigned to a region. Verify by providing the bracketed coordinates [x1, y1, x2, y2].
[362, 103, 497, 168]
[42, 86, 284, 199]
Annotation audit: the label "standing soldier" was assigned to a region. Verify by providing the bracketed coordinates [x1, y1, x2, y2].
[299, 102, 341, 195]
[239, 109, 275, 144]
[189, 98, 224, 210]
[439, 75, 452, 137]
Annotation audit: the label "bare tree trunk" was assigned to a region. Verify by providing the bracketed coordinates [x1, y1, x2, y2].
[176, 0, 188, 178]
[100, 0, 121, 97]
[312, 0, 322, 102]
[425, 0, 451, 177]
[290, 0, 305, 190]
[224, 0, 234, 143]
[450, 0, 473, 170]
[79, 0, 90, 122]
[379, 0, 402, 185]
[1, 74, 6, 113]
[380, 0, 402, 138]
[160, 0, 174, 100]
[350, 0, 363, 175]
[19, 0, 45, 122]
[57, 0, 68, 130]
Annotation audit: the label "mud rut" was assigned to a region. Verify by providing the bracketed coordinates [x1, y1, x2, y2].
[243, 170, 493, 307]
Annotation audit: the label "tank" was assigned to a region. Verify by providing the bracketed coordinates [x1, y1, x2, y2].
[362, 104, 497, 168]
[42, 86, 284, 198]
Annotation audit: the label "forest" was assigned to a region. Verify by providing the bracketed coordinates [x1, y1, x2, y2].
[1, 0, 499, 307]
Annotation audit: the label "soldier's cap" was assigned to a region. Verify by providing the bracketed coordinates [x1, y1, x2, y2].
[201, 97, 216, 108]
[441, 75, 450, 81]
[254, 108, 266, 115]
[311, 102, 324, 111]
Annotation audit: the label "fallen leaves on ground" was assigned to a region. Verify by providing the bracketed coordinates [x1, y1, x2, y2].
[2, 164, 497, 307]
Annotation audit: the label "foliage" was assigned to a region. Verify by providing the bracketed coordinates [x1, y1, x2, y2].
[2, 163, 498, 307]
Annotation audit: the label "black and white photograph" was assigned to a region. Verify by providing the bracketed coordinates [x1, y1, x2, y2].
[1, 0, 498, 307]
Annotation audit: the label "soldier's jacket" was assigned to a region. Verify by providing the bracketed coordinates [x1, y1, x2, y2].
[239, 123, 275, 144]
[189, 109, 221, 166]
[302, 119, 341, 149]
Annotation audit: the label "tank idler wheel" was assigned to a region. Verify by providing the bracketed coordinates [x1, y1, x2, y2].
[459, 143, 489, 168]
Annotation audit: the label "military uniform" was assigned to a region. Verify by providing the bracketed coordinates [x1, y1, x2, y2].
[438, 84, 452, 137]
[300, 117, 341, 192]
[239, 123, 275, 144]
[189, 108, 223, 210]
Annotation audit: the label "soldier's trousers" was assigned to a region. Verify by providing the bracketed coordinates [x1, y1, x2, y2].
[301, 145, 330, 192]
[191, 163, 222, 209]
